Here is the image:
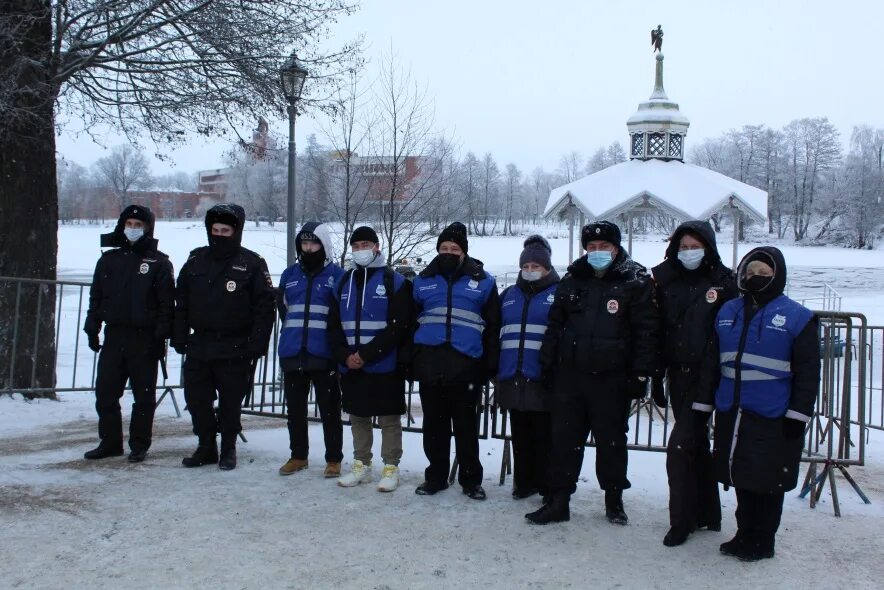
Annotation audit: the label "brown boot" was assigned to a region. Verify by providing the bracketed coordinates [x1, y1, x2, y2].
[324, 462, 342, 478]
[278, 457, 309, 476]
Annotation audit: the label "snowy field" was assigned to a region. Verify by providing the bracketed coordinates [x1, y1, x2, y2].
[2, 221, 881, 588]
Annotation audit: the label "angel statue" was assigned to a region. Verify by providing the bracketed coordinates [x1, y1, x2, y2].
[651, 25, 663, 52]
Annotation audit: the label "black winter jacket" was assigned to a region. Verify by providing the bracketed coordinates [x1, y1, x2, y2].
[83, 238, 174, 338]
[540, 251, 658, 383]
[410, 255, 501, 386]
[652, 220, 738, 367]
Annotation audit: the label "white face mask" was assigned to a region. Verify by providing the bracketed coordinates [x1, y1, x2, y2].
[352, 249, 377, 267]
[677, 249, 704, 270]
[521, 270, 543, 282]
[124, 227, 144, 243]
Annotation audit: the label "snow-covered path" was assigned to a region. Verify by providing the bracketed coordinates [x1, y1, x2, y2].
[2, 393, 883, 589]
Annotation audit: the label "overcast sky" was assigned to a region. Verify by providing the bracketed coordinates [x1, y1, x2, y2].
[56, 0, 884, 177]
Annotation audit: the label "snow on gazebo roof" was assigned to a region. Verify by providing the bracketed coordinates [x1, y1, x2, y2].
[543, 158, 767, 224]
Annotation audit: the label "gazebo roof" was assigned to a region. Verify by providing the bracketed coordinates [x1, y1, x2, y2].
[543, 158, 767, 225]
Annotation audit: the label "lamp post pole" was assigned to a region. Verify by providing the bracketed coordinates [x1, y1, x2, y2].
[286, 103, 298, 266]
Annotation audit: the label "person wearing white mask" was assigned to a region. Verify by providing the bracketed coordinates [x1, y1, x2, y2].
[83, 205, 174, 463]
[650, 220, 738, 547]
[327, 226, 413, 491]
[496, 236, 560, 501]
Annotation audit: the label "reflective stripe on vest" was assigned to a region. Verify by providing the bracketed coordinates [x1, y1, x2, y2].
[277, 263, 343, 360]
[497, 283, 557, 381]
[413, 271, 494, 359]
[714, 295, 814, 418]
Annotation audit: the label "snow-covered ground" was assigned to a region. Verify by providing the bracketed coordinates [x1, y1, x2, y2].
[2, 391, 883, 589]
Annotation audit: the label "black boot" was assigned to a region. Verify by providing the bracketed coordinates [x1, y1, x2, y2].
[525, 495, 570, 524]
[736, 534, 776, 561]
[605, 490, 628, 525]
[662, 525, 694, 547]
[182, 437, 218, 468]
[463, 485, 487, 500]
[84, 442, 124, 460]
[127, 449, 148, 463]
[512, 486, 539, 500]
[719, 530, 749, 556]
[218, 436, 237, 471]
[415, 480, 449, 496]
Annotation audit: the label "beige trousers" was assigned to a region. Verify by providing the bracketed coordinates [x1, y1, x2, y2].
[350, 414, 403, 466]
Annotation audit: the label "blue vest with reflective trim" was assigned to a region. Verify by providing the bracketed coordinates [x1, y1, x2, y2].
[337, 267, 405, 374]
[413, 271, 494, 359]
[497, 283, 557, 381]
[278, 262, 344, 360]
[714, 295, 813, 417]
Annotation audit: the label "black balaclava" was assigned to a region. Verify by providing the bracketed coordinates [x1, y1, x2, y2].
[296, 221, 326, 272]
[205, 203, 245, 260]
[737, 246, 787, 306]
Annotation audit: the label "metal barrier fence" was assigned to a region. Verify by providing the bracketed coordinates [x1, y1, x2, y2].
[0, 276, 878, 511]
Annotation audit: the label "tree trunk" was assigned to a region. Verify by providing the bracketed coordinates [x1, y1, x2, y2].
[0, 0, 58, 399]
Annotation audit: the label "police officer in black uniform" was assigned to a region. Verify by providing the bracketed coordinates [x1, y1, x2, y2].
[527, 221, 658, 525]
[173, 204, 275, 470]
[651, 220, 737, 547]
[83, 205, 174, 463]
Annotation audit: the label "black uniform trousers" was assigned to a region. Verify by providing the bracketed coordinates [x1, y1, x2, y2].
[735, 488, 785, 550]
[666, 367, 722, 529]
[284, 371, 344, 463]
[547, 372, 631, 496]
[94, 329, 158, 452]
[508, 409, 551, 496]
[183, 356, 252, 441]
[419, 383, 483, 488]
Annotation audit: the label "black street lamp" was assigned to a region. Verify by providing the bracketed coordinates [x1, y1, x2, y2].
[280, 52, 308, 266]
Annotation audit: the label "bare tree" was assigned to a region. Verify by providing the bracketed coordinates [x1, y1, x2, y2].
[841, 126, 884, 248]
[94, 144, 152, 209]
[460, 152, 482, 234]
[503, 163, 521, 235]
[478, 153, 500, 236]
[0, 0, 359, 396]
[57, 159, 91, 223]
[557, 150, 585, 183]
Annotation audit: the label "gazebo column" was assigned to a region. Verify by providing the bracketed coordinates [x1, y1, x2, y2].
[731, 207, 741, 271]
[568, 204, 576, 263]
[627, 211, 634, 256]
[578, 211, 585, 256]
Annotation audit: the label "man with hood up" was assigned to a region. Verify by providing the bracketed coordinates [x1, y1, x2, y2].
[327, 226, 413, 491]
[526, 221, 658, 526]
[276, 221, 345, 478]
[83, 205, 174, 462]
[173, 203, 276, 470]
[411, 222, 500, 500]
[651, 220, 738, 547]
[694, 247, 819, 561]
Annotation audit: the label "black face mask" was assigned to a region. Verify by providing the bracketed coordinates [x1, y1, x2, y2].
[744, 274, 772, 294]
[437, 253, 461, 275]
[299, 249, 325, 271]
[209, 235, 239, 259]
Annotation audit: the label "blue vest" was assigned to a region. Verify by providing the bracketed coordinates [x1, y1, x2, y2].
[497, 283, 557, 381]
[336, 267, 405, 374]
[714, 295, 814, 417]
[413, 271, 495, 359]
[278, 262, 344, 360]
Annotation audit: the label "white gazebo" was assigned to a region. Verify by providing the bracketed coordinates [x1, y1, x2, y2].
[544, 51, 767, 269]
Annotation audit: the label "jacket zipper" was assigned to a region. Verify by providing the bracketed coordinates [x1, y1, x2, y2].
[516, 289, 531, 376]
[301, 271, 315, 355]
[445, 275, 454, 342]
[728, 303, 752, 485]
[355, 269, 364, 347]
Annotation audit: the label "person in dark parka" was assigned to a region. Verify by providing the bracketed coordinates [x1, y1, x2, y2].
[496, 235, 559, 500]
[651, 220, 738, 547]
[693, 246, 820, 561]
[411, 222, 501, 500]
[526, 221, 658, 526]
[83, 205, 174, 462]
[328, 226, 413, 491]
[173, 203, 276, 470]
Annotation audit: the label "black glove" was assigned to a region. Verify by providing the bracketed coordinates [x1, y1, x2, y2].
[625, 374, 649, 400]
[86, 331, 101, 353]
[172, 343, 187, 356]
[692, 409, 711, 430]
[651, 376, 667, 408]
[783, 417, 806, 440]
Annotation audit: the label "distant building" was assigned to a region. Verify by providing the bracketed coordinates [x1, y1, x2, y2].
[347, 155, 427, 217]
[72, 188, 222, 220]
[197, 169, 231, 199]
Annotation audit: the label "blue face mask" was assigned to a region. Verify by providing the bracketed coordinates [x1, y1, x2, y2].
[123, 227, 144, 243]
[587, 250, 613, 270]
[677, 248, 704, 270]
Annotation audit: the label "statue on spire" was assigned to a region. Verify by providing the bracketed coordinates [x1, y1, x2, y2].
[651, 25, 663, 52]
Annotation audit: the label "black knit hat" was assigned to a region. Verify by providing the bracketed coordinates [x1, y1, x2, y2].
[437, 222, 468, 253]
[519, 235, 552, 270]
[350, 225, 379, 245]
[581, 220, 621, 249]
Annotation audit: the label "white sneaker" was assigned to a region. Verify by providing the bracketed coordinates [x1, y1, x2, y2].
[338, 460, 372, 487]
[377, 464, 400, 492]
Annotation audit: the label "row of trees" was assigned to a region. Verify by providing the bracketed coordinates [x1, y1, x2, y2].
[691, 119, 883, 248]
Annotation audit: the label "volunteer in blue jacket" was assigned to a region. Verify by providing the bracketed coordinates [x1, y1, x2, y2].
[277, 222, 345, 478]
[412, 222, 500, 500]
[496, 235, 559, 500]
[328, 226, 413, 492]
[694, 246, 820, 562]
